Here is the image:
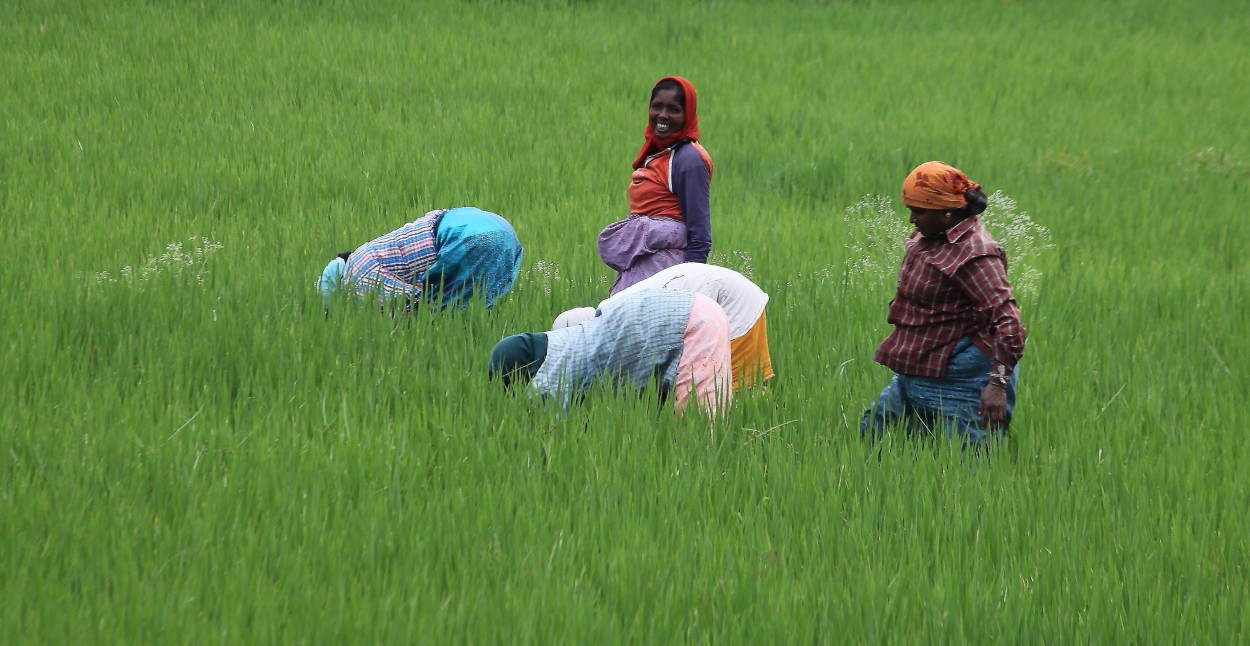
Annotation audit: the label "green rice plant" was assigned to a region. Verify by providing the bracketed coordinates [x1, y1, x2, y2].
[2, 0, 1249, 642]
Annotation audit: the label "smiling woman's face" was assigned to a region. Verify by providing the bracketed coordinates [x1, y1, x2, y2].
[649, 88, 685, 139]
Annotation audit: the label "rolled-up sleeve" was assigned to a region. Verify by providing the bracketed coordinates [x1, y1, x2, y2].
[951, 255, 1026, 373]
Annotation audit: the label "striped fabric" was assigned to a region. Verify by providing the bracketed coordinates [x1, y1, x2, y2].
[343, 210, 446, 304]
[530, 288, 694, 410]
[609, 262, 768, 338]
[873, 216, 1026, 378]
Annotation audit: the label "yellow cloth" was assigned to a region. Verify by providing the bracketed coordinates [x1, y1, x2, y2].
[901, 161, 981, 211]
[730, 311, 774, 388]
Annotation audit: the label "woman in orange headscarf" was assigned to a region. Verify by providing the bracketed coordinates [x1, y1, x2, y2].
[861, 162, 1027, 447]
[597, 76, 715, 295]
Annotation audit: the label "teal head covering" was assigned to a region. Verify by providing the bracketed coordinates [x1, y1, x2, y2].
[489, 332, 549, 389]
[318, 257, 347, 306]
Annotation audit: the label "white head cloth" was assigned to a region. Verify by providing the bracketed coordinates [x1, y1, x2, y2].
[551, 307, 597, 330]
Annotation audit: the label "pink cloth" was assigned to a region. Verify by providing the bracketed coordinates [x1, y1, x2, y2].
[673, 293, 733, 416]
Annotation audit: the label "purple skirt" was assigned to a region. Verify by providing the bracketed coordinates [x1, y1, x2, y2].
[597, 215, 687, 296]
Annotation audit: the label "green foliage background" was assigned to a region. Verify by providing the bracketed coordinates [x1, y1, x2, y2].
[2, 0, 1248, 641]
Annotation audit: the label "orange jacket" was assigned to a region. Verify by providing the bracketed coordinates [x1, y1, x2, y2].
[628, 142, 713, 220]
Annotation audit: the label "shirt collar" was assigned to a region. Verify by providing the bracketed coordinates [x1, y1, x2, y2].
[944, 216, 979, 243]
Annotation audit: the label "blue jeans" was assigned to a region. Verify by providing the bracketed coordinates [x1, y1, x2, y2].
[860, 337, 1018, 444]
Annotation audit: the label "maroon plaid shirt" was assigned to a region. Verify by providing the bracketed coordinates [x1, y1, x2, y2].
[873, 217, 1026, 378]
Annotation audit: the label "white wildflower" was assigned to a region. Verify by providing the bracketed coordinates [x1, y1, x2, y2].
[841, 194, 909, 287]
[86, 235, 224, 287]
[979, 191, 1055, 299]
[840, 192, 1054, 298]
[526, 259, 562, 294]
[707, 249, 755, 279]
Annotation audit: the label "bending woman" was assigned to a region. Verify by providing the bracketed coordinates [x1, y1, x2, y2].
[553, 263, 774, 388]
[318, 207, 523, 312]
[490, 288, 732, 417]
[861, 162, 1027, 445]
[598, 76, 714, 296]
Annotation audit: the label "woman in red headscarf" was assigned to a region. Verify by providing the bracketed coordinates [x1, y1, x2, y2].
[861, 162, 1027, 447]
[597, 76, 715, 295]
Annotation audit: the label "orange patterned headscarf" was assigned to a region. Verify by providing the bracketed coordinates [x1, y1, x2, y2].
[901, 161, 982, 211]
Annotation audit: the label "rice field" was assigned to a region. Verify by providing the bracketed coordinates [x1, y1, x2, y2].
[3, 0, 1249, 641]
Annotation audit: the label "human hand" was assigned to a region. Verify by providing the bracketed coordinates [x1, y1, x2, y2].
[979, 382, 1008, 431]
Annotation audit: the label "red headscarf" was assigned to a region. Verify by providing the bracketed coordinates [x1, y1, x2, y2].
[901, 161, 982, 210]
[632, 76, 701, 170]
